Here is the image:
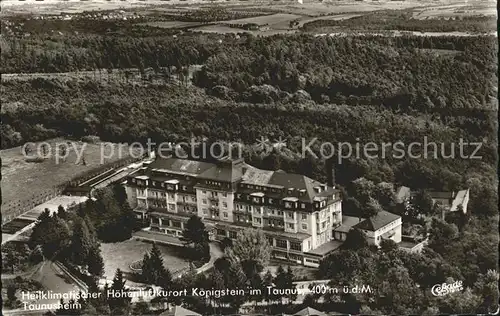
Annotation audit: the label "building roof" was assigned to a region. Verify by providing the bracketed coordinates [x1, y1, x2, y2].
[305, 240, 342, 256]
[404, 187, 469, 213]
[354, 211, 401, 231]
[429, 191, 455, 200]
[294, 307, 326, 316]
[159, 305, 200, 316]
[334, 216, 361, 233]
[148, 157, 243, 182]
[198, 162, 243, 182]
[149, 158, 214, 176]
[450, 189, 469, 213]
[241, 163, 336, 203]
[141, 157, 337, 204]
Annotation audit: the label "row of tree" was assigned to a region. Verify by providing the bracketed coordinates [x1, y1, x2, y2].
[29, 205, 105, 278]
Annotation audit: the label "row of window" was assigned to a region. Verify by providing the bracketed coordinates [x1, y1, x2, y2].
[202, 209, 229, 218]
[274, 240, 301, 251]
[149, 217, 182, 228]
[235, 204, 311, 220]
[201, 190, 228, 198]
[139, 191, 331, 222]
[135, 179, 335, 208]
[202, 199, 228, 208]
[237, 194, 310, 209]
[263, 220, 307, 231]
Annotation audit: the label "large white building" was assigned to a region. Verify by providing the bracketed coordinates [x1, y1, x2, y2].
[352, 211, 402, 247]
[124, 157, 343, 267]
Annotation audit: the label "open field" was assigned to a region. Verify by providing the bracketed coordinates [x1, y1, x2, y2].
[2, 0, 495, 38]
[141, 20, 205, 29]
[295, 13, 363, 27]
[2, 0, 495, 18]
[0, 138, 137, 213]
[412, 2, 497, 19]
[221, 13, 300, 28]
[100, 239, 189, 280]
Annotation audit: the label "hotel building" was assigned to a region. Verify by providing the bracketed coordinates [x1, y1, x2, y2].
[124, 157, 342, 267]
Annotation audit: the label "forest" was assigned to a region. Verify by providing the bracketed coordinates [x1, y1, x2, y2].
[1, 31, 497, 217]
[302, 11, 496, 33]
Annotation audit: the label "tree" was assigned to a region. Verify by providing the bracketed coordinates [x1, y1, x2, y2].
[89, 187, 137, 242]
[435, 287, 481, 314]
[474, 270, 499, 314]
[229, 228, 271, 275]
[225, 257, 248, 310]
[374, 182, 397, 211]
[411, 190, 434, 216]
[262, 270, 278, 308]
[29, 208, 52, 248]
[71, 218, 93, 265]
[343, 229, 368, 250]
[351, 177, 375, 204]
[56, 205, 68, 219]
[428, 218, 459, 253]
[5, 250, 17, 273]
[273, 265, 288, 306]
[318, 250, 362, 279]
[220, 237, 233, 251]
[363, 197, 383, 218]
[285, 266, 297, 303]
[181, 215, 208, 245]
[87, 246, 105, 278]
[6, 284, 18, 307]
[141, 252, 152, 283]
[108, 269, 131, 314]
[30, 214, 71, 259]
[380, 239, 398, 252]
[141, 243, 172, 286]
[376, 266, 425, 314]
[132, 301, 150, 315]
[210, 269, 226, 312]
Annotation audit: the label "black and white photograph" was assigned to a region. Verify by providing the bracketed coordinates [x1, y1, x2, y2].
[0, 0, 498, 315]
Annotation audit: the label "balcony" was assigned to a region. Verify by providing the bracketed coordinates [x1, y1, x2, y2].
[253, 210, 263, 217]
[176, 200, 197, 206]
[208, 196, 219, 203]
[233, 208, 248, 215]
[316, 222, 329, 233]
[148, 196, 166, 203]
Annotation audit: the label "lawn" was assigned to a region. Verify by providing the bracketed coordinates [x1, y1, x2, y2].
[100, 239, 189, 281]
[1, 138, 137, 217]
